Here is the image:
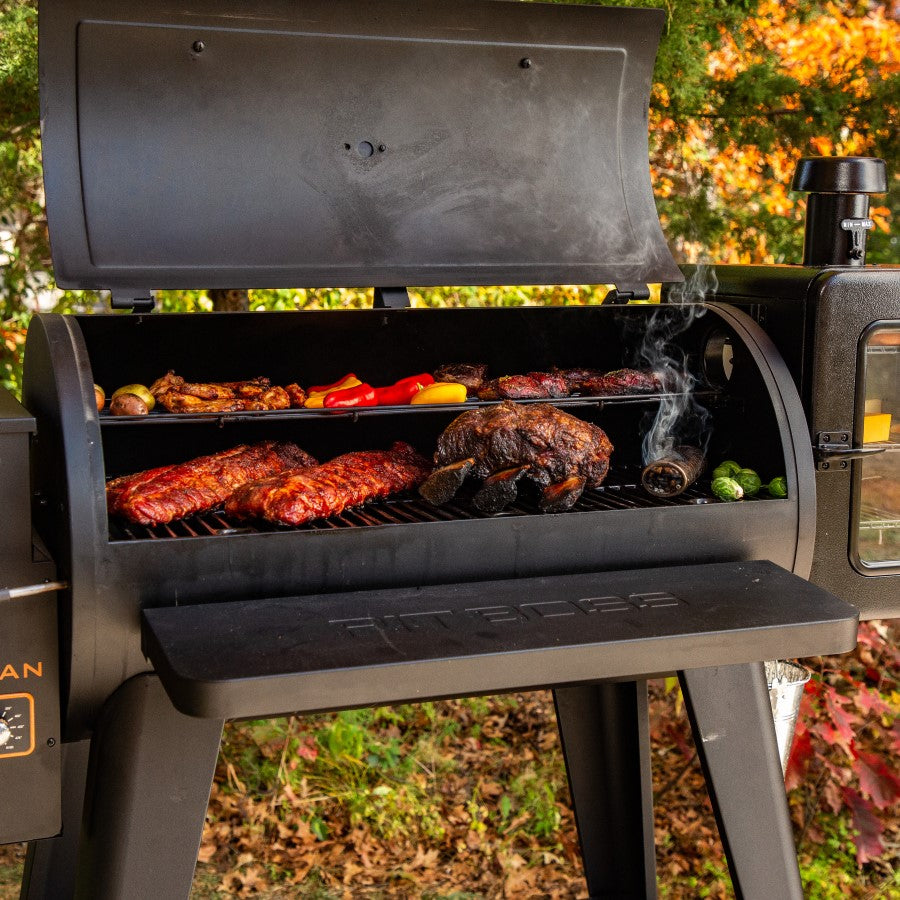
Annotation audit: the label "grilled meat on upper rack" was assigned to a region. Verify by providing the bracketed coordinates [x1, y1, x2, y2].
[419, 401, 613, 514]
[578, 368, 663, 395]
[226, 442, 432, 526]
[477, 373, 568, 401]
[107, 440, 316, 526]
[149, 371, 301, 412]
[432, 364, 488, 395]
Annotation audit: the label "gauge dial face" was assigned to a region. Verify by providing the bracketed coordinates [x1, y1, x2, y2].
[0, 695, 35, 758]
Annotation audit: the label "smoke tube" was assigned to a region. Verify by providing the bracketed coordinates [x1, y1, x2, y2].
[641, 445, 706, 498]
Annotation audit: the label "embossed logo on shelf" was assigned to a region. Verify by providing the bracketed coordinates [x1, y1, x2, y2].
[329, 591, 684, 636]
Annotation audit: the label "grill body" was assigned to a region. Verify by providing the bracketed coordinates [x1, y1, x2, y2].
[23, 301, 820, 735]
[1, 0, 881, 896]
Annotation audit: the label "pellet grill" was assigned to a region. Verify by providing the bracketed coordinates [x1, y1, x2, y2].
[1, 0, 897, 897]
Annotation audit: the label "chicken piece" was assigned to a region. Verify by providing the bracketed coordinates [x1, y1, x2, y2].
[284, 383, 307, 408]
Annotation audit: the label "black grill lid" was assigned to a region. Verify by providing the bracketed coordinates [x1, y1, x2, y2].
[40, 0, 681, 294]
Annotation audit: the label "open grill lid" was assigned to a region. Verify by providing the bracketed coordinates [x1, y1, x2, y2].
[40, 0, 682, 299]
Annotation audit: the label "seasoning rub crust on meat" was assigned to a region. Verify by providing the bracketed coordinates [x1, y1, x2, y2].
[226, 442, 431, 526]
[107, 441, 317, 526]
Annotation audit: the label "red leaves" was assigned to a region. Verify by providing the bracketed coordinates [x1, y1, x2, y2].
[842, 788, 884, 865]
[854, 751, 900, 810]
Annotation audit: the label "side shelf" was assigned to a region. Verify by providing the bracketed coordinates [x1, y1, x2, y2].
[142, 559, 858, 720]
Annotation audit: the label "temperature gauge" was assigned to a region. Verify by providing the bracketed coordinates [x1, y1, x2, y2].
[0, 694, 35, 758]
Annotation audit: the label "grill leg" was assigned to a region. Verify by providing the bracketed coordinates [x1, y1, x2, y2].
[20, 739, 91, 900]
[72, 674, 223, 900]
[553, 681, 657, 899]
[679, 662, 804, 900]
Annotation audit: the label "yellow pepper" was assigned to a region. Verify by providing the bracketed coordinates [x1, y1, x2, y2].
[410, 381, 468, 405]
[303, 375, 362, 408]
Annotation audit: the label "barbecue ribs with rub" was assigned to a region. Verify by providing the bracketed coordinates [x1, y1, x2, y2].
[419, 401, 613, 514]
[226, 442, 432, 526]
[107, 441, 316, 526]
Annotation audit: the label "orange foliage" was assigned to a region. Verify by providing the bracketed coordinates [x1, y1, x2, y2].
[651, 1, 899, 264]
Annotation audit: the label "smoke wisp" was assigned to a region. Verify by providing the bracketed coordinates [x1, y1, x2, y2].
[638, 265, 718, 465]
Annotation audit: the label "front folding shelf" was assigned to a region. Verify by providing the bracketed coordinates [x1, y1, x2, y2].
[142, 560, 857, 720]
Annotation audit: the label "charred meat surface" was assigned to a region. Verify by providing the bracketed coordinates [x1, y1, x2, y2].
[579, 368, 662, 395]
[226, 442, 432, 526]
[107, 441, 317, 526]
[478, 375, 554, 401]
[420, 401, 612, 513]
[433, 364, 488, 395]
[553, 367, 606, 392]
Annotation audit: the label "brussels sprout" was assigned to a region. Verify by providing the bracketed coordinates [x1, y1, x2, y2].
[712, 460, 742, 480]
[767, 476, 788, 498]
[712, 476, 744, 502]
[734, 469, 762, 496]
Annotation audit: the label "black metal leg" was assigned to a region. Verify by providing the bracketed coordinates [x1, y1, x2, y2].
[554, 681, 657, 899]
[72, 674, 223, 900]
[20, 739, 91, 900]
[679, 662, 803, 900]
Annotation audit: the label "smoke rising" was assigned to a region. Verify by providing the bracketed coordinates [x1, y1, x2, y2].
[638, 265, 718, 465]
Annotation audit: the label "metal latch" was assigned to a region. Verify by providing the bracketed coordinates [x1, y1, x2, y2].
[814, 431, 886, 471]
[603, 284, 651, 305]
[110, 290, 155, 312]
[840, 218, 875, 261]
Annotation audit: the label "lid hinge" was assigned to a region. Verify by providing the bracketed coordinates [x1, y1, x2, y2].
[814, 430, 886, 471]
[603, 284, 651, 305]
[110, 290, 155, 312]
[373, 287, 411, 309]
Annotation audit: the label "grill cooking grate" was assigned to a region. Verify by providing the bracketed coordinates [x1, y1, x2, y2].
[107, 474, 726, 542]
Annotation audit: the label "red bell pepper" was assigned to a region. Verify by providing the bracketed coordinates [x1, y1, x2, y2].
[323, 382, 377, 408]
[373, 373, 435, 405]
[308, 373, 358, 394]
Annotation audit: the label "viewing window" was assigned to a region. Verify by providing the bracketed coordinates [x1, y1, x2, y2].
[854, 323, 900, 571]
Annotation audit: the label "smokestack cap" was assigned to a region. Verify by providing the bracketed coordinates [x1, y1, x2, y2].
[791, 156, 887, 195]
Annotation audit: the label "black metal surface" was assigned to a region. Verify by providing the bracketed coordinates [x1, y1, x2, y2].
[554, 682, 656, 898]
[0, 388, 62, 845]
[21, 740, 90, 900]
[680, 663, 804, 900]
[141, 560, 858, 720]
[73, 675, 222, 900]
[791, 157, 887, 266]
[40, 0, 681, 292]
[23, 302, 819, 735]
[791, 156, 887, 195]
[710, 265, 900, 618]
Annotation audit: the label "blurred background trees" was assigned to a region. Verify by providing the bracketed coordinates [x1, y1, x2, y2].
[2, 0, 897, 389]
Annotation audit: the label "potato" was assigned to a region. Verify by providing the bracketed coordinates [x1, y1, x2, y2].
[109, 393, 149, 416]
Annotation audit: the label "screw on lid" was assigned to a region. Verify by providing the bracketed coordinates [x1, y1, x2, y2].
[791, 156, 887, 194]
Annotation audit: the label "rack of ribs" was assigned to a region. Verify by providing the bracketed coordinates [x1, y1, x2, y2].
[107, 441, 317, 526]
[225, 442, 432, 526]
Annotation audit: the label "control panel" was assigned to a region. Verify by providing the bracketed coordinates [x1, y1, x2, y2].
[1, 386, 62, 844]
[0, 694, 35, 758]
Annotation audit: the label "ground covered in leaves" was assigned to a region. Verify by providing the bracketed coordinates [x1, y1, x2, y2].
[1, 624, 897, 899]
